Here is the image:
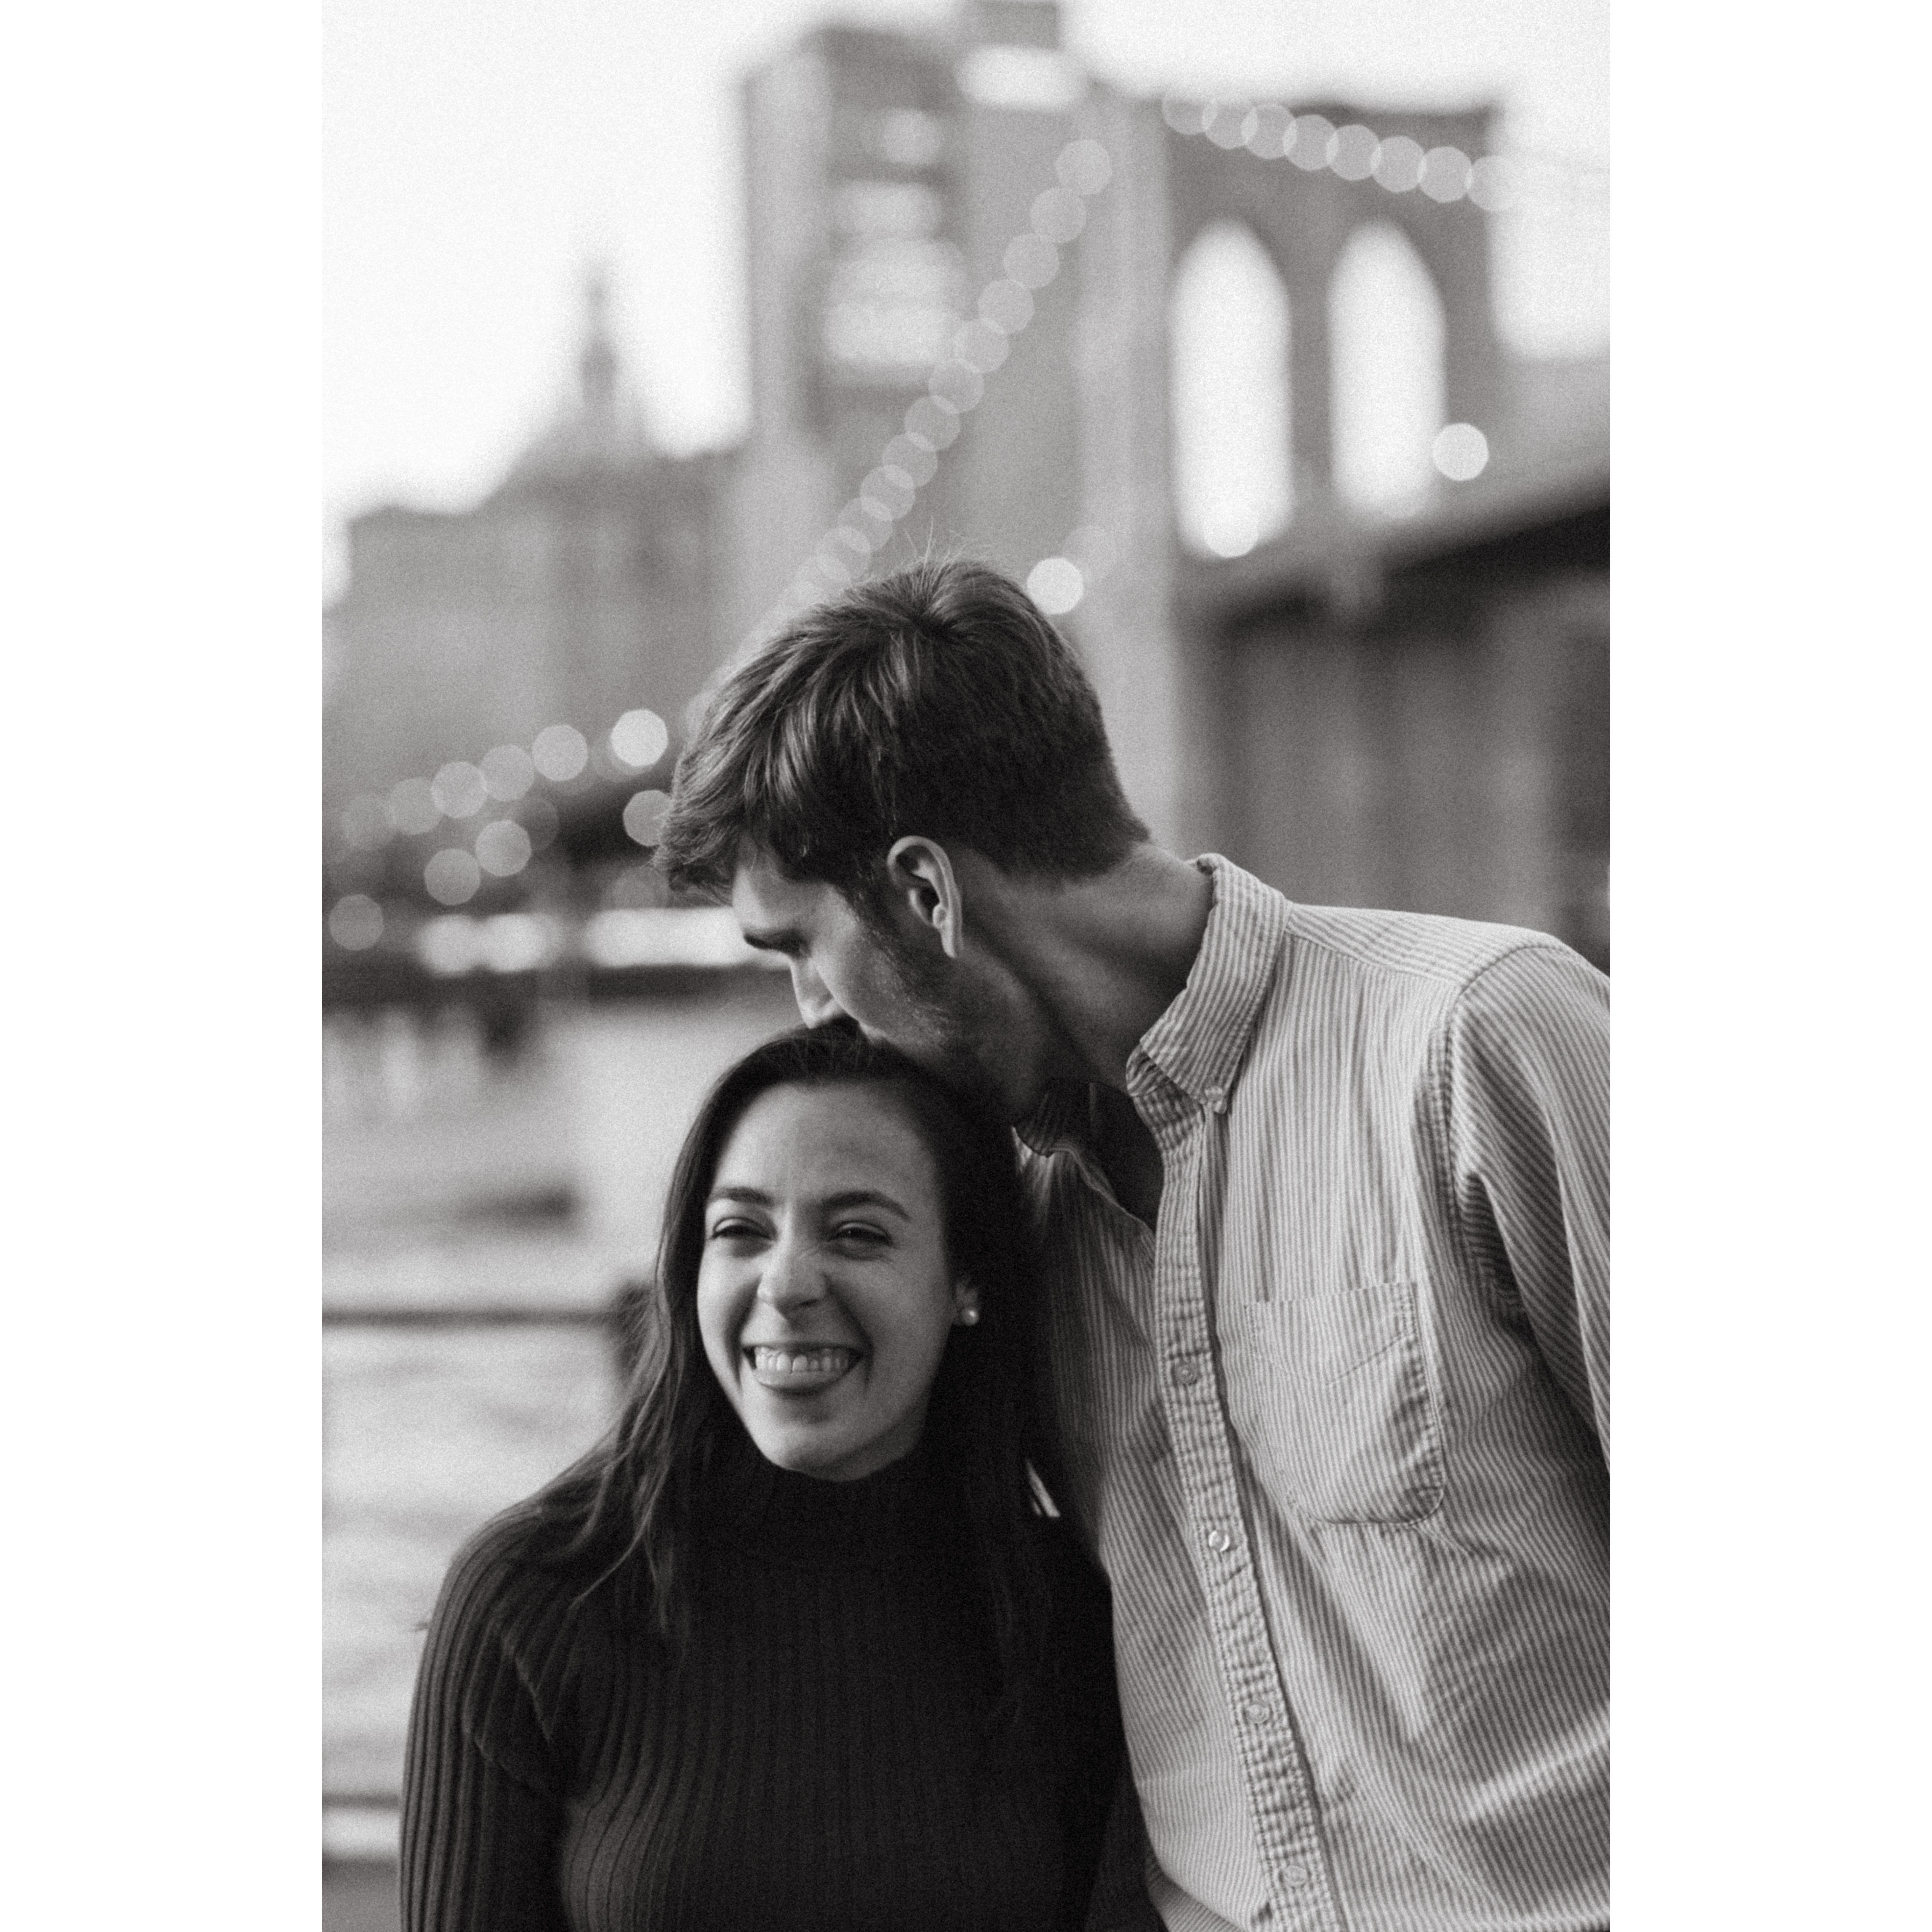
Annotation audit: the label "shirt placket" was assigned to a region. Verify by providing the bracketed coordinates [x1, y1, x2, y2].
[1138, 1069, 1345, 1932]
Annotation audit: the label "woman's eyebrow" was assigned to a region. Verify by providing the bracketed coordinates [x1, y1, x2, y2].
[819, 1189, 910, 1221]
[706, 1185, 774, 1207]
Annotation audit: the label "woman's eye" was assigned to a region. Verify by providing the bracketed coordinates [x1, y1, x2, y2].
[832, 1223, 889, 1248]
[707, 1219, 762, 1244]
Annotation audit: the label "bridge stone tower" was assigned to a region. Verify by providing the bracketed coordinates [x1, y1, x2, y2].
[1065, 89, 1508, 858]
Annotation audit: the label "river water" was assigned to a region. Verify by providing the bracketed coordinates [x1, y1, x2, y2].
[323, 975, 799, 1838]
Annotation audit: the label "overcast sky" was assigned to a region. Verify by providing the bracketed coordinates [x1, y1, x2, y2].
[325, 0, 1607, 572]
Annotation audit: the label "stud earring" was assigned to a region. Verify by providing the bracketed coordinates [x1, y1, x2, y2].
[957, 1303, 980, 1326]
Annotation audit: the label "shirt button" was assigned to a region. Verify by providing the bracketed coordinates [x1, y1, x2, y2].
[1170, 1359, 1200, 1386]
[1241, 1697, 1271, 1726]
[1203, 1084, 1227, 1112]
[1206, 1528, 1232, 1553]
[1280, 1863, 1310, 1888]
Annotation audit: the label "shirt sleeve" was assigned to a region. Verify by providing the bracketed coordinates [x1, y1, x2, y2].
[399, 1526, 573, 1932]
[1442, 944, 1610, 1456]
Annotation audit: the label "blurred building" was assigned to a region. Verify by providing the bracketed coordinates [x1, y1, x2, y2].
[727, 0, 1609, 963]
[323, 267, 728, 816]
[324, 0, 1609, 994]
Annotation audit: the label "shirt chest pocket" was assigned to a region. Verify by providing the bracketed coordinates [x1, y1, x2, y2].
[1226, 1282, 1444, 1525]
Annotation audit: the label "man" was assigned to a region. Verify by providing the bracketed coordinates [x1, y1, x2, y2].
[658, 560, 1608, 1932]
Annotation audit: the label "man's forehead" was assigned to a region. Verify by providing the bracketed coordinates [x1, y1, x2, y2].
[729, 855, 837, 927]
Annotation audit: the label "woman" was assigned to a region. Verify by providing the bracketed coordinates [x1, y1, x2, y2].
[401, 1025, 1143, 1931]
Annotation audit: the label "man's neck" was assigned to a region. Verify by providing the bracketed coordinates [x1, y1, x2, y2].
[957, 843, 1215, 1093]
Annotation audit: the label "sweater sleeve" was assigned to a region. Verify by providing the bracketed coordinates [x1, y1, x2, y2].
[1442, 944, 1610, 1457]
[399, 1519, 573, 1932]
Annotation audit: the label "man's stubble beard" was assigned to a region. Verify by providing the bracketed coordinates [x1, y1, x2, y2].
[876, 926, 1031, 1126]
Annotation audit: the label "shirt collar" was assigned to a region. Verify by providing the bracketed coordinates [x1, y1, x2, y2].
[1014, 855, 1288, 1153]
[1128, 855, 1287, 1113]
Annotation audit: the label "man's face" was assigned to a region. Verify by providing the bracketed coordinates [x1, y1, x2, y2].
[730, 853, 1032, 1120]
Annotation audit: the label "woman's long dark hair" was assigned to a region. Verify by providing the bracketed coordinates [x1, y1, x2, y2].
[533, 1022, 1068, 1726]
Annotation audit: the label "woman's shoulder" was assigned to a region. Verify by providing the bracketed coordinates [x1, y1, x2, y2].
[429, 1493, 602, 1663]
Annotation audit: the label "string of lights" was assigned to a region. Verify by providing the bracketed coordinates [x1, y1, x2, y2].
[1159, 93, 1608, 216]
[329, 96, 1603, 954]
[328, 134, 1121, 947]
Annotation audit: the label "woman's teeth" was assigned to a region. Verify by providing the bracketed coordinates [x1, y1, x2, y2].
[746, 1345, 858, 1380]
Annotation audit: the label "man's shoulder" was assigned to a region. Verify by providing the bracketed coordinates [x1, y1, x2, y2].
[1273, 896, 1582, 1002]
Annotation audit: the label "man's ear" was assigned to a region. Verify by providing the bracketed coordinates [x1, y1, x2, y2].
[883, 836, 964, 960]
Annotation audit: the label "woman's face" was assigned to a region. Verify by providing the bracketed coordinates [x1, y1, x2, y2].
[696, 1080, 967, 1482]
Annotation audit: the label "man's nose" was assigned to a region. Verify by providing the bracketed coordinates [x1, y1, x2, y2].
[756, 1231, 824, 1312]
[788, 958, 844, 1029]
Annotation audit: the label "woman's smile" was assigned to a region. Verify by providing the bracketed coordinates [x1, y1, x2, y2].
[696, 1079, 970, 1481]
[742, 1342, 864, 1391]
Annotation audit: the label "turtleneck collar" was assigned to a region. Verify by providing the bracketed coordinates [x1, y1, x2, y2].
[703, 1425, 955, 1567]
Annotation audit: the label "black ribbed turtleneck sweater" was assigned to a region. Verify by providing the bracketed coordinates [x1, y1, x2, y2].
[400, 1436, 1133, 1932]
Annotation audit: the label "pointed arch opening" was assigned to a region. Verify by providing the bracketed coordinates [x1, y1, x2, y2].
[1329, 221, 1445, 515]
[1170, 221, 1292, 559]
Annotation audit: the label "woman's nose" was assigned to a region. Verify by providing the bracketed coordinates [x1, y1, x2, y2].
[755, 1232, 823, 1312]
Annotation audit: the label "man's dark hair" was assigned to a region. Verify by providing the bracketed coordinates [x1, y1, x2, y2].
[658, 558, 1149, 899]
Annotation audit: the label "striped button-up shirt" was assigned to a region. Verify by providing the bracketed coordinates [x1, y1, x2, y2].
[1019, 857, 1608, 1932]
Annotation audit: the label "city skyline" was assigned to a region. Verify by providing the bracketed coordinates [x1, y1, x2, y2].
[325, 0, 1607, 590]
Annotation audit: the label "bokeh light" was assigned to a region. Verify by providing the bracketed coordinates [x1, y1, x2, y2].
[623, 789, 673, 847]
[930, 362, 984, 413]
[480, 743, 536, 801]
[1289, 115, 1338, 172]
[431, 760, 488, 819]
[474, 818, 534, 877]
[826, 526, 872, 567]
[1204, 101, 1251, 150]
[341, 795, 392, 851]
[1432, 422, 1490, 480]
[424, 848, 482, 906]
[955, 319, 1010, 373]
[904, 396, 961, 451]
[1420, 146, 1473, 203]
[1371, 136, 1426, 193]
[862, 467, 917, 518]
[531, 723, 589, 783]
[1246, 103, 1293, 160]
[1026, 557, 1085, 615]
[387, 777, 440, 837]
[1331, 124, 1380, 181]
[327, 894, 384, 950]
[1002, 233, 1059, 290]
[1056, 138, 1113, 195]
[978, 279, 1034, 335]
[1160, 93, 1207, 137]
[1030, 186, 1086, 245]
